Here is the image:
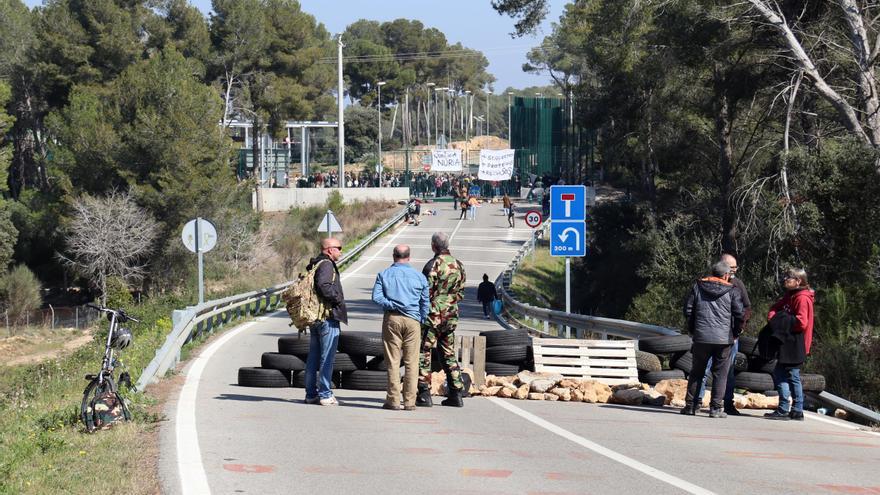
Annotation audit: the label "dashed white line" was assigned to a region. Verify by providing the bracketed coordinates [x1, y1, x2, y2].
[488, 398, 717, 495]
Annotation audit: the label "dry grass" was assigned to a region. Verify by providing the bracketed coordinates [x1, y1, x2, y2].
[0, 328, 94, 367]
[509, 240, 566, 310]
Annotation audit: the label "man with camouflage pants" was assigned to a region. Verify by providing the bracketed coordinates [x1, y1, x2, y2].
[417, 231, 467, 407]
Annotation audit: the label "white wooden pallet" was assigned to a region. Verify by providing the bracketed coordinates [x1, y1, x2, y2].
[453, 335, 487, 387]
[532, 338, 638, 385]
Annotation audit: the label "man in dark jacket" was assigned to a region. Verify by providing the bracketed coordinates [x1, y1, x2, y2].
[304, 238, 348, 406]
[681, 260, 744, 418]
[476, 274, 497, 319]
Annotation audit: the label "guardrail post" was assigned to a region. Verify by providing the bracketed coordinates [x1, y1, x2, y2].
[543, 320, 549, 335]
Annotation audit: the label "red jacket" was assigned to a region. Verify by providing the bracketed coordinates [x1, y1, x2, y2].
[768, 288, 815, 354]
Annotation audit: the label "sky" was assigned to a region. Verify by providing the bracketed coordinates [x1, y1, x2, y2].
[23, 0, 567, 92]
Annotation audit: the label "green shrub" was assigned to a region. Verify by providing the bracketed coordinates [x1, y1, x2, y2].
[0, 265, 42, 330]
[104, 276, 134, 309]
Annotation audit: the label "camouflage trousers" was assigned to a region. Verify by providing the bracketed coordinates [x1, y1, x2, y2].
[418, 320, 463, 390]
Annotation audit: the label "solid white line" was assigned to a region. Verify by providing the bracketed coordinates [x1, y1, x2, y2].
[806, 412, 880, 437]
[487, 398, 717, 495]
[341, 223, 411, 280]
[176, 318, 264, 495]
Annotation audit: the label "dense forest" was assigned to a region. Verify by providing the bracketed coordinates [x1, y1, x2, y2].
[495, 0, 880, 408]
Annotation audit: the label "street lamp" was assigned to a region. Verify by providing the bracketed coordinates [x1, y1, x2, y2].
[435, 87, 447, 146]
[448, 88, 455, 142]
[507, 91, 514, 143]
[377, 81, 386, 186]
[426, 82, 435, 145]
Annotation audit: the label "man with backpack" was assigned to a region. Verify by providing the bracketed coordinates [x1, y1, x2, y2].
[303, 238, 348, 406]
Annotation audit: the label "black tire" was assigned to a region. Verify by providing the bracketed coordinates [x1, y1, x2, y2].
[638, 335, 692, 354]
[738, 335, 760, 357]
[640, 369, 685, 385]
[81, 376, 128, 432]
[342, 369, 388, 391]
[261, 352, 306, 371]
[748, 357, 777, 373]
[636, 350, 662, 372]
[237, 367, 291, 388]
[672, 352, 693, 374]
[801, 373, 826, 392]
[733, 352, 748, 373]
[479, 329, 530, 347]
[291, 371, 340, 389]
[485, 345, 529, 364]
[338, 332, 384, 356]
[333, 352, 367, 372]
[278, 336, 311, 357]
[485, 361, 521, 376]
[734, 371, 775, 393]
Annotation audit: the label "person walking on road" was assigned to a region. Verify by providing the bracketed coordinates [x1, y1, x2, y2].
[477, 274, 498, 320]
[467, 195, 478, 221]
[371, 245, 430, 411]
[304, 238, 348, 406]
[458, 198, 468, 220]
[507, 202, 516, 228]
[764, 268, 814, 421]
[417, 232, 467, 408]
[681, 260, 744, 418]
[502, 193, 511, 217]
[696, 253, 751, 415]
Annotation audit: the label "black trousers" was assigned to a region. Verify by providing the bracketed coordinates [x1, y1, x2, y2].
[685, 342, 733, 410]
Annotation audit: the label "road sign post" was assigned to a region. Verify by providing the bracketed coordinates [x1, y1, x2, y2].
[317, 209, 343, 238]
[525, 210, 543, 258]
[182, 218, 218, 305]
[549, 186, 588, 337]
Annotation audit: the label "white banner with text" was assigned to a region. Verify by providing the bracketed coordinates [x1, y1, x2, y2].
[478, 149, 515, 180]
[431, 149, 463, 172]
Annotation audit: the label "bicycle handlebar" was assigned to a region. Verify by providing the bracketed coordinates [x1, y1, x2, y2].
[86, 303, 140, 323]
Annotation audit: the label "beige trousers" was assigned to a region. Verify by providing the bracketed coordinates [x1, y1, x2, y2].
[382, 312, 421, 407]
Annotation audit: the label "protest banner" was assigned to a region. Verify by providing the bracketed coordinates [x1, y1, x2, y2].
[431, 149, 463, 172]
[478, 149, 515, 180]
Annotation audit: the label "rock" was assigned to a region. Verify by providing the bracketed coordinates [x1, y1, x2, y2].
[610, 388, 645, 406]
[834, 408, 849, 420]
[559, 379, 581, 389]
[701, 393, 711, 408]
[517, 371, 563, 386]
[579, 380, 613, 403]
[642, 389, 667, 407]
[515, 383, 530, 400]
[549, 387, 572, 401]
[654, 379, 688, 404]
[611, 382, 642, 392]
[497, 387, 515, 399]
[543, 393, 559, 401]
[486, 374, 512, 387]
[744, 393, 779, 409]
[462, 368, 477, 394]
[430, 371, 447, 396]
[733, 393, 748, 409]
[571, 389, 585, 402]
[502, 382, 518, 392]
[670, 398, 686, 408]
[482, 386, 502, 397]
[530, 379, 558, 394]
[528, 392, 545, 400]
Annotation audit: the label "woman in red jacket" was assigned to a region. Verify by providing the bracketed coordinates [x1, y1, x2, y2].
[765, 267, 815, 421]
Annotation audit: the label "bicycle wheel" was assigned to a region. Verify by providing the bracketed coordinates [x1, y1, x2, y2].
[81, 376, 123, 432]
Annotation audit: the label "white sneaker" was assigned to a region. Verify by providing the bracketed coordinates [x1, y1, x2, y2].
[319, 396, 339, 406]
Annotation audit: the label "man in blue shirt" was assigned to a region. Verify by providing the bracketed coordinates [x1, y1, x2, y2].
[372, 244, 430, 411]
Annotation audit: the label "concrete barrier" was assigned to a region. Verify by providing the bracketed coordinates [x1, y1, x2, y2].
[253, 187, 410, 211]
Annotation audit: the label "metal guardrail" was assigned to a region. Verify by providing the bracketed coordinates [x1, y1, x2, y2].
[134, 207, 408, 391]
[495, 222, 679, 340]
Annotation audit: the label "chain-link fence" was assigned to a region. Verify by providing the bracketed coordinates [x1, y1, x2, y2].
[1, 305, 102, 334]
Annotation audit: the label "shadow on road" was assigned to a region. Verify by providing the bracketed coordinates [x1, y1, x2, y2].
[598, 404, 682, 415]
[214, 393, 294, 403]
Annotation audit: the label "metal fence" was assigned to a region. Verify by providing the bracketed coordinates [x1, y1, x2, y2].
[1, 305, 102, 334]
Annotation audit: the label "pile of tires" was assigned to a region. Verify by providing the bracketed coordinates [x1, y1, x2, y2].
[480, 329, 533, 376]
[635, 334, 825, 394]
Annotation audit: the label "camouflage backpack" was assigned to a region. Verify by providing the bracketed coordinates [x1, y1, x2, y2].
[89, 391, 126, 430]
[282, 260, 333, 333]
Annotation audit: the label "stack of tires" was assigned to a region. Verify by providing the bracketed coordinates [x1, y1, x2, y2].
[481, 329, 534, 376]
[635, 334, 825, 394]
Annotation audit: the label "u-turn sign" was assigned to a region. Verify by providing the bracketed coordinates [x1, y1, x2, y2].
[549, 185, 587, 257]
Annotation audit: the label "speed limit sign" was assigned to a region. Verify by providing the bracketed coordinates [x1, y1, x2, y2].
[525, 210, 543, 228]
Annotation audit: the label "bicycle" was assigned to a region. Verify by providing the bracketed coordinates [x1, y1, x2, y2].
[80, 303, 138, 432]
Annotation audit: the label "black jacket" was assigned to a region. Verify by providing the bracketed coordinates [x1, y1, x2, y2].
[761, 310, 805, 365]
[477, 281, 497, 302]
[683, 277, 744, 345]
[308, 254, 348, 325]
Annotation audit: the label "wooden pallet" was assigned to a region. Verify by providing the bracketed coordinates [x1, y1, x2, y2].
[453, 335, 487, 387]
[532, 338, 638, 385]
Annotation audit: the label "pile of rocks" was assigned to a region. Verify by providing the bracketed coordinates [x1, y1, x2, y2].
[471, 371, 782, 409]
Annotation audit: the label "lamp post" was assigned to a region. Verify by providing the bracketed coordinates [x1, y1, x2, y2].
[436, 87, 447, 146]
[464, 90, 471, 163]
[377, 81, 386, 186]
[426, 82, 435, 145]
[448, 88, 454, 142]
[507, 91, 513, 143]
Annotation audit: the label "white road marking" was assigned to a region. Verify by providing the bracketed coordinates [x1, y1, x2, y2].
[341, 223, 411, 281]
[488, 398, 717, 495]
[177, 318, 265, 495]
[806, 411, 880, 437]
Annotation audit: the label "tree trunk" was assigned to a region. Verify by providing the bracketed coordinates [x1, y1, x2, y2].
[716, 92, 737, 254]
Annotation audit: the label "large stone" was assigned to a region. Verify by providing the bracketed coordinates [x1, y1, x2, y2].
[744, 393, 779, 410]
[430, 371, 447, 396]
[549, 387, 572, 401]
[559, 379, 581, 389]
[610, 388, 645, 406]
[670, 398, 686, 408]
[654, 379, 688, 404]
[528, 392, 545, 400]
[642, 389, 667, 407]
[481, 386, 503, 397]
[486, 375, 514, 387]
[834, 408, 849, 420]
[543, 393, 559, 401]
[611, 382, 642, 392]
[530, 379, 558, 394]
[733, 393, 748, 409]
[502, 381, 518, 392]
[515, 383, 530, 400]
[517, 371, 564, 386]
[571, 388, 585, 402]
[579, 380, 613, 403]
[497, 387, 515, 399]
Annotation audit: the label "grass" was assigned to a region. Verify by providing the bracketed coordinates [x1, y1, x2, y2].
[509, 239, 566, 310]
[0, 201, 402, 495]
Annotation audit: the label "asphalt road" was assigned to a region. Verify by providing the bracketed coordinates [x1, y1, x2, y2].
[159, 201, 880, 495]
